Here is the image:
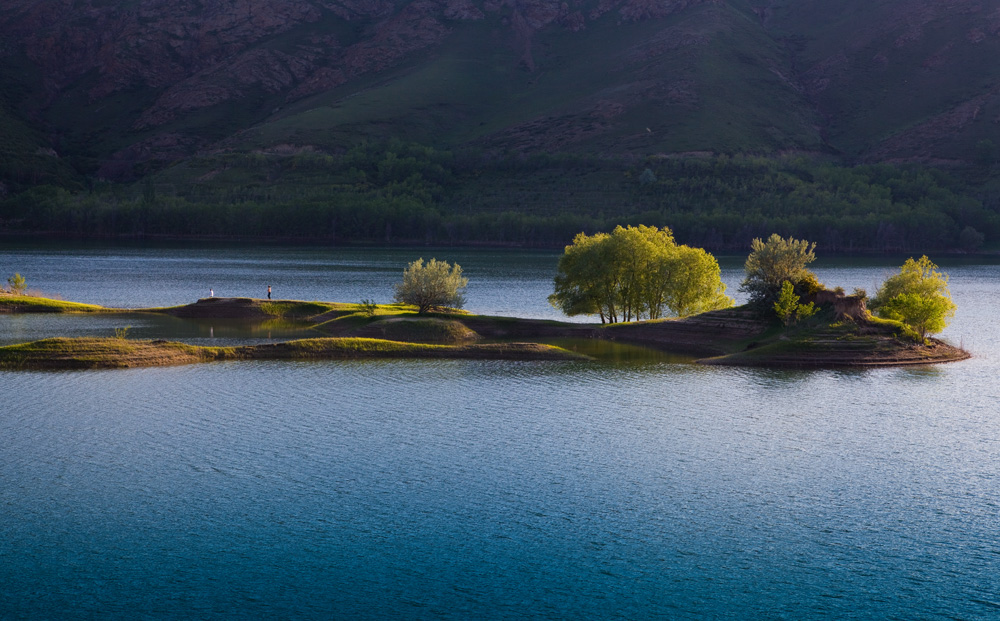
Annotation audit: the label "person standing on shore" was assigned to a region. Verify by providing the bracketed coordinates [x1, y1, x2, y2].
[210, 288, 214, 298]
[267, 285, 271, 300]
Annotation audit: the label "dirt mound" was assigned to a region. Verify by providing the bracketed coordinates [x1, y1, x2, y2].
[351, 318, 480, 344]
[606, 307, 771, 356]
[163, 297, 270, 319]
[702, 337, 969, 368]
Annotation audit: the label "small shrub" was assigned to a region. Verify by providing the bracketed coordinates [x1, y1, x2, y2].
[359, 299, 378, 317]
[114, 326, 131, 340]
[896, 323, 925, 344]
[774, 281, 799, 326]
[7, 273, 26, 295]
[774, 280, 819, 326]
[796, 301, 818, 321]
[793, 272, 825, 297]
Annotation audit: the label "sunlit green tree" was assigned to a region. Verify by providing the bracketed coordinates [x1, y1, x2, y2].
[773, 280, 818, 326]
[664, 245, 734, 318]
[870, 256, 956, 339]
[549, 225, 732, 323]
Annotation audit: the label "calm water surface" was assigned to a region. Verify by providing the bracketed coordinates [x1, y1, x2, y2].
[2, 242, 1000, 619]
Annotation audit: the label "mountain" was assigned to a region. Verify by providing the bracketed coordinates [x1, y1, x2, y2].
[1, 0, 997, 186]
[765, 0, 1000, 163]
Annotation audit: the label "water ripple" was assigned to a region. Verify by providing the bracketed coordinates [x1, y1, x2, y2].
[3, 251, 1000, 618]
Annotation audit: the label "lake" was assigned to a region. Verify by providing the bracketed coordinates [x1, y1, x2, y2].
[2, 242, 999, 619]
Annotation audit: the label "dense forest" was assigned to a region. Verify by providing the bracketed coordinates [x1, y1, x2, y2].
[2, 143, 998, 252]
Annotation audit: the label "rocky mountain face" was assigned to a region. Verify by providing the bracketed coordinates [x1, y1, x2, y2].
[763, 0, 1000, 163]
[1, 0, 999, 181]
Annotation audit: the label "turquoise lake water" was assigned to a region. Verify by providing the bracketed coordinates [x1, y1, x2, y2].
[2, 243, 999, 619]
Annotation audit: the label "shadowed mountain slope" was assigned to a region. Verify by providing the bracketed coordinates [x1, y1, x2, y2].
[764, 0, 1000, 163]
[2, 0, 998, 182]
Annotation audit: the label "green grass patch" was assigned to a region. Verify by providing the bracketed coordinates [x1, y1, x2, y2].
[259, 300, 347, 318]
[0, 295, 108, 313]
[350, 317, 479, 344]
[0, 337, 209, 369]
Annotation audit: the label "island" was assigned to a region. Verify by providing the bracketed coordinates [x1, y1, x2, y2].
[0, 292, 970, 370]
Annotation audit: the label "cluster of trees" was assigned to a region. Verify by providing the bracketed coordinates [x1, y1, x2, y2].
[737, 233, 956, 339]
[548, 225, 733, 323]
[390, 232, 957, 345]
[545, 226, 957, 342]
[633, 157, 999, 252]
[1, 146, 998, 251]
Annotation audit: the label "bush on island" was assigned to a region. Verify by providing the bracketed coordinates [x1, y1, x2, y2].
[773, 280, 818, 326]
[7, 273, 26, 295]
[394, 258, 468, 314]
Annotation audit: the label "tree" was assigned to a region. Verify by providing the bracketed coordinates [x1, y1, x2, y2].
[870, 255, 956, 339]
[773, 280, 818, 326]
[7, 273, 26, 295]
[740, 234, 818, 305]
[549, 225, 732, 323]
[876, 293, 953, 340]
[549, 231, 613, 321]
[663, 245, 734, 318]
[959, 226, 984, 252]
[393, 258, 468, 314]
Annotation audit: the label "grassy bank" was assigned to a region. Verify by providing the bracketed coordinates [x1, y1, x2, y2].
[0, 294, 108, 313]
[0, 337, 587, 370]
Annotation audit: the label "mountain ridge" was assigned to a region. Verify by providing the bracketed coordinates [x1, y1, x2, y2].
[1, 0, 999, 247]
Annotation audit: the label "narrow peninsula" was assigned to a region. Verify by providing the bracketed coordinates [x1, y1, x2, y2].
[0, 293, 970, 370]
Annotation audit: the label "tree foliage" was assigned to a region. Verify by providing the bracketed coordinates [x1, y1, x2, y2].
[393, 258, 468, 314]
[773, 280, 818, 326]
[2, 150, 998, 251]
[870, 256, 956, 338]
[960, 226, 984, 252]
[549, 225, 732, 323]
[740, 234, 818, 305]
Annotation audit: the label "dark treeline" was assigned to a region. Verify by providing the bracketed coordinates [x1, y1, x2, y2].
[1, 141, 998, 251]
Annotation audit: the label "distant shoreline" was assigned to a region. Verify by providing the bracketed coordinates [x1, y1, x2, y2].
[1, 231, 997, 257]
